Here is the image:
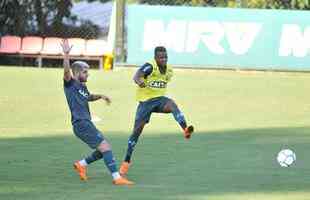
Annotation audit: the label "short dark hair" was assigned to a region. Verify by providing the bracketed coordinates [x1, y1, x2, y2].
[154, 46, 167, 56]
[71, 61, 89, 75]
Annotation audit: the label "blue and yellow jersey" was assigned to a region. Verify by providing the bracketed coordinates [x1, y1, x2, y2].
[136, 60, 173, 102]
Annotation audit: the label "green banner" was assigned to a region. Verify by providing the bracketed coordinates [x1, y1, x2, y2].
[127, 5, 310, 70]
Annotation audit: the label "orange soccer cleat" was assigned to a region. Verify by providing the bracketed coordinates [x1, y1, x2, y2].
[73, 161, 88, 181]
[119, 161, 130, 176]
[184, 125, 194, 139]
[113, 176, 134, 185]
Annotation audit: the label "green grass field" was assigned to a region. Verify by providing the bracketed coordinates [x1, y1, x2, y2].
[0, 66, 310, 200]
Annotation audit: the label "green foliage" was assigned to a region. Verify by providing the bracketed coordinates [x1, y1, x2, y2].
[247, 0, 309, 9]
[133, 0, 310, 9]
[73, 0, 112, 3]
[138, 0, 216, 6]
[0, 0, 100, 38]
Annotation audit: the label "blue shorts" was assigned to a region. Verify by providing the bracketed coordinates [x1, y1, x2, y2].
[135, 96, 171, 124]
[73, 120, 104, 149]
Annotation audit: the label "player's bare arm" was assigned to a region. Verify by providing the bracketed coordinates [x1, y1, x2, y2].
[133, 69, 146, 88]
[89, 94, 111, 105]
[60, 39, 73, 81]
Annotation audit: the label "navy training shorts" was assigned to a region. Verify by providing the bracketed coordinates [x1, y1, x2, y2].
[135, 96, 171, 124]
[73, 120, 105, 149]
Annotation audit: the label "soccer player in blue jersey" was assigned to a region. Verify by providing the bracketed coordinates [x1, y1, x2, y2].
[61, 39, 133, 185]
[119, 46, 194, 176]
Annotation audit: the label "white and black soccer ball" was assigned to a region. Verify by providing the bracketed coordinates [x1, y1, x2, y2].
[276, 149, 296, 167]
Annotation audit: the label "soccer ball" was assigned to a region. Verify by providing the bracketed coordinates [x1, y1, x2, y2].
[276, 149, 296, 167]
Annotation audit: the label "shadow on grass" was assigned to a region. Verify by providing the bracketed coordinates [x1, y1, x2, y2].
[0, 126, 309, 200]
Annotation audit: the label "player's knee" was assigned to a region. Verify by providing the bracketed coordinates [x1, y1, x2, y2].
[164, 100, 177, 112]
[97, 140, 111, 152]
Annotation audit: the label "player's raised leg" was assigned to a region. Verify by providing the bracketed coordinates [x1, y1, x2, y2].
[73, 121, 133, 185]
[162, 98, 194, 139]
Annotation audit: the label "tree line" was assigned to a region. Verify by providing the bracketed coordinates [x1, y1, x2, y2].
[0, 0, 109, 38]
[135, 0, 309, 9]
[1, 0, 308, 38]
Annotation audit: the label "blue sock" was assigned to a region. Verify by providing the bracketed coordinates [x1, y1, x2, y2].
[124, 121, 143, 162]
[172, 106, 187, 129]
[102, 151, 117, 173]
[124, 139, 138, 162]
[85, 150, 103, 164]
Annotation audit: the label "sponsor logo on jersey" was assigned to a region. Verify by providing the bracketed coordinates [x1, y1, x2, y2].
[78, 89, 89, 98]
[149, 81, 167, 88]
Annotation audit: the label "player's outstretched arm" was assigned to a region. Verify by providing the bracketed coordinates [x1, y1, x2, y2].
[133, 69, 146, 88]
[60, 39, 73, 81]
[88, 94, 111, 105]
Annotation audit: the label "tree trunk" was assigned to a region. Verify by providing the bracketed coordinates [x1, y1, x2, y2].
[34, 0, 47, 35]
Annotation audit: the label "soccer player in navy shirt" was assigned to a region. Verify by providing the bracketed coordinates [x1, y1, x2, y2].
[61, 39, 133, 185]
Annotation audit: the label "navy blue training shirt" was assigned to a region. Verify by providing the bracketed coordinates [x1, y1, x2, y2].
[64, 79, 91, 124]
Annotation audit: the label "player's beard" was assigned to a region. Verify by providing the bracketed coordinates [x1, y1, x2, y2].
[159, 63, 167, 70]
[79, 76, 87, 83]
[159, 61, 167, 68]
